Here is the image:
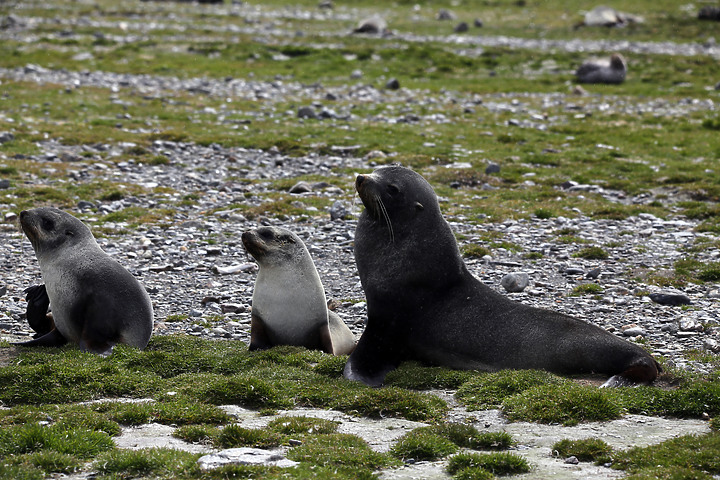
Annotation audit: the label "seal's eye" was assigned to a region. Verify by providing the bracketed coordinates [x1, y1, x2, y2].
[42, 219, 55, 231]
[259, 230, 274, 241]
[387, 184, 400, 196]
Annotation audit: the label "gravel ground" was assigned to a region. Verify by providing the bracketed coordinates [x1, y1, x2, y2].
[1, 135, 718, 375]
[1, 6, 720, 478]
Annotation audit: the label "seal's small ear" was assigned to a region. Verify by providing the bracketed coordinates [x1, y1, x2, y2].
[415, 202, 424, 211]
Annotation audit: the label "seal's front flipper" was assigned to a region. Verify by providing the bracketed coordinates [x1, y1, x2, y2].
[248, 313, 273, 351]
[343, 322, 403, 387]
[12, 328, 68, 348]
[24, 284, 54, 337]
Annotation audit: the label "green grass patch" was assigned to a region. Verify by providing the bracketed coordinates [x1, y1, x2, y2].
[267, 416, 339, 436]
[573, 246, 610, 260]
[216, 425, 284, 449]
[611, 433, 720, 476]
[390, 430, 458, 461]
[455, 369, 567, 410]
[552, 438, 613, 462]
[287, 433, 399, 472]
[502, 383, 622, 426]
[446, 452, 531, 476]
[571, 283, 604, 296]
[93, 448, 200, 478]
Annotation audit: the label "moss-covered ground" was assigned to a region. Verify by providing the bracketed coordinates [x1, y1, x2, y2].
[2, 0, 720, 478]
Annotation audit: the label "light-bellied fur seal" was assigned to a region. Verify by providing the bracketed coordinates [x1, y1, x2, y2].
[242, 226, 355, 355]
[343, 165, 659, 387]
[575, 53, 626, 84]
[16, 207, 153, 354]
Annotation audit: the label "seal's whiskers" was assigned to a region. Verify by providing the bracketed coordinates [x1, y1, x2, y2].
[374, 194, 394, 244]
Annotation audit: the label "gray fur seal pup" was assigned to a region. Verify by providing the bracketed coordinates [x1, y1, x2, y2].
[16, 207, 153, 354]
[575, 53, 627, 84]
[242, 226, 355, 355]
[343, 165, 659, 387]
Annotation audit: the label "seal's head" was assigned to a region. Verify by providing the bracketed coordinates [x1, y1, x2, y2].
[242, 226, 305, 268]
[355, 165, 441, 242]
[20, 207, 93, 257]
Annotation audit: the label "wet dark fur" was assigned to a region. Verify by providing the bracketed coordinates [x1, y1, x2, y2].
[344, 166, 660, 387]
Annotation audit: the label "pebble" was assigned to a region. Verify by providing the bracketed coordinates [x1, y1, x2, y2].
[500, 272, 530, 293]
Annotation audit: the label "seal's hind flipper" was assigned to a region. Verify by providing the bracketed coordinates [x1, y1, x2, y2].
[12, 328, 68, 348]
[600, 357, 662, 388]
[24, 284, 54, 337]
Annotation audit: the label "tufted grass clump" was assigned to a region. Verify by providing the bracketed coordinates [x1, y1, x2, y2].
[390, 429, 458, 461]
[451, 467, 495, 479]
[172, 424, 220, 445]
[431, 425, 514, 450]
[93, 448, 200, 478]
[3, 451, 81, 475]
[267, 416, 339, 436]
[455, 369, 567, 410]
[462, 244, 491, 259]
[447, 452, 530, 476]
[610, 433, 720, 476]
[0, 423, 114, 458]
[618, 381, 720, 418]
[552, 438, 613, 462]
[385, 362, 477, 390]
[288, 433, 400, 472]
[0, 348, 162, 405]
[571, 283, 604, 296]
[215, 425, 284, 449]
[94, 399, 230, 426]
[574, 246, 609, 260]
[502, 383, 622, 426]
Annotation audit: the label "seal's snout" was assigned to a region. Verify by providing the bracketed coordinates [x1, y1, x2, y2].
[355, 174, 367, 192]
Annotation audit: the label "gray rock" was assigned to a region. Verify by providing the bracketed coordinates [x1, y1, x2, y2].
[4, 212, 17, 223]
[329, 200, 350, 221]
[454, 22, 469, 33]
[698, 6, 720, 21]
[297, 106, 318, 119]
[649, 292, 692, 306]
[385, 78, 400, 90]
[586, 267, 602, 279]
[0, 179, 10, 189]
[0, 132, 14, 143]
[436, 9, 456, 20]
[485, 163, 501, 174]
[474, 18, 484, 27]
[704, 338, 720, 353]
[622, 326, 646, 337]
[501, 272, 529, 293]
[197, 448, 298, 470]
[564, 456, 579, 465]
[77, 200, 97, 210]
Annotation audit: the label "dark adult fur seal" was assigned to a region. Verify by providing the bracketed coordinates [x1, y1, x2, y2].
[343, 165, 659, 387]
[575, 53, 626, 84]
[242, 226, 355, 355]
[16, 207, 153, 354]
